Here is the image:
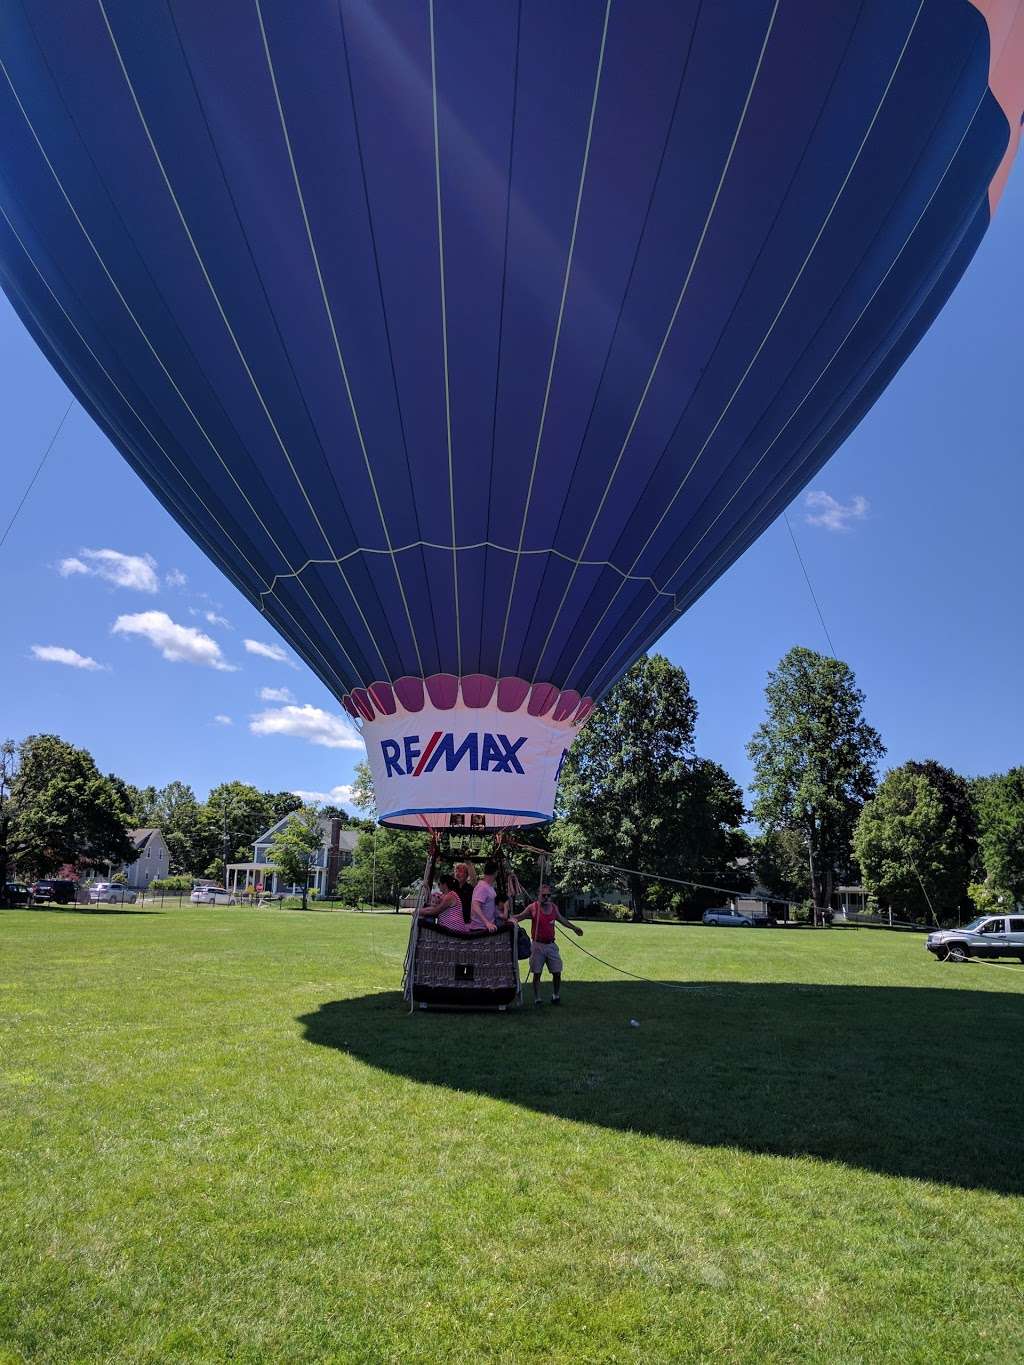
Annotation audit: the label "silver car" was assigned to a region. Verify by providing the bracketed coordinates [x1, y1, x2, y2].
[926, 915, 1024, 963]
[189, 886, 237, 906]
[702, 908, 753, 927]
[88, 882, 137, 904]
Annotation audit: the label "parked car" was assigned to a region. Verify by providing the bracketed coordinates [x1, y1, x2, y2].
[30, 879, 78, 904]
[702, 908, 754, 927]
[88, 882, 138, 904]
[926, 915, 1024, 963]
[190, 886, 237, 906]
[4, 882, 31, 906]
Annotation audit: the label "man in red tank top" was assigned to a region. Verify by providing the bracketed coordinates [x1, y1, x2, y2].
[513, 885, 583, 1006]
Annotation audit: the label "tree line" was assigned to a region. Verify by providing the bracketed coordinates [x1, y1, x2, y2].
[4, 645, 1022, 922]
[0, 734, 332, 890]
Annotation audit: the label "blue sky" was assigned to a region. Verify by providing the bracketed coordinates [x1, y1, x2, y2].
[3, 170, 1022, 809]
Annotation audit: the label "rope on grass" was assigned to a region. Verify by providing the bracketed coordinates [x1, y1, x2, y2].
[553, 922, 702, 994]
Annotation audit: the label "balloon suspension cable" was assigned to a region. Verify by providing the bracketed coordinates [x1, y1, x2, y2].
[1, 398, 75, 553]
[783, 509, 941, 927]
[503, 836, 801, 907]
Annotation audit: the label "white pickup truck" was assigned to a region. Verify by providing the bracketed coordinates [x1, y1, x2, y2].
[926, 915, 1024, 963]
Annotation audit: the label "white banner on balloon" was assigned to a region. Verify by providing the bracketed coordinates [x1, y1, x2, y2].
[362, 699, 582, 829]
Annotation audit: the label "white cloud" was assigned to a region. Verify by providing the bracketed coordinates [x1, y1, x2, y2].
[213, 714, 233, 726]
[204, 610, 231, 628]
[259, 685, 295, 703]
[57, 548, 160, 592]
[244, 638, 294, 666]
[249, 703, 363, 750]
[112, 611, 236, 671]
[165, 568, 187, 588]
[804, 491, 869, 533]
[31, 644, 107, 671]
[290, 784, 357, 808]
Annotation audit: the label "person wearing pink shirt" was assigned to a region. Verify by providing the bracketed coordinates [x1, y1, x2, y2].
[513, 884, 582, 1006]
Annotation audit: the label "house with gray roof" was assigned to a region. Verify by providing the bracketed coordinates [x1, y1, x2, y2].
[226, 814, 360, 898]
[120, 828, 170, 889]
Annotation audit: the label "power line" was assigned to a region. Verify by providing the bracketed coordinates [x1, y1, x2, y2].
[782, 508, 837, 657]
[0, 398, 75, 551]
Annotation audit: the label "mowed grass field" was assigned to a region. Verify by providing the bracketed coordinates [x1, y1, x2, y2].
[2, 909, 1023, 1364]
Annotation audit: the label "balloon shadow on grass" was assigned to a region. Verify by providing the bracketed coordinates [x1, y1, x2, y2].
[298, 978, 1024, 1195]
[3, 904, 161, 916]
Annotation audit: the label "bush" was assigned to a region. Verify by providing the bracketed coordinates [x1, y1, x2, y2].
[576, 901, 632, 922]
[149, 875, 192, 892]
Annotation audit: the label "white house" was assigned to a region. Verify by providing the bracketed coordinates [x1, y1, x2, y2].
[226, 814, 360, 897]
[121, 828, 170, 889]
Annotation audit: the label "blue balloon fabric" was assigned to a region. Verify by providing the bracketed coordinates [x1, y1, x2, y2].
[1, 1, 1021, 825]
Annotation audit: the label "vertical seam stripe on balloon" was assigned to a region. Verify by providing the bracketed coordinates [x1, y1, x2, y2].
[644, 91, 994, 628]
[527, 0, 781, 687]
[561, 0, 929, 693]
[585, 0, 1015, 699]
[495, 0, 612, 680]
[428, 0, 462, 678]
[584, 79, 995, 703]
[335, 0, 441, 680]
[0, 46, 368, 693]
[96, 0, 394, 685]
[254, 0, 427, 683]
[481, 0, 522, 712]
[602, 100, 996, 700]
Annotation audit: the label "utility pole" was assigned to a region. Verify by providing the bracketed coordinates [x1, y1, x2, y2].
[215, 794, 243, 893]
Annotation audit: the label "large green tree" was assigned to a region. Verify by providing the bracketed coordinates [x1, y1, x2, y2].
[348, 760, 376, 819]
[203, 782, 283, 882]
[152, 781, 207, 875]
[551, 655, 750, 920]
[853, 761, 976, 923]
[268, 806, 323, 910]
[974, 768, 1024, 906]
[340, 826, 428, 907]
[0, 734, 137, 892]
[747, 647, 883, 923]
[751, 827, 811, 905]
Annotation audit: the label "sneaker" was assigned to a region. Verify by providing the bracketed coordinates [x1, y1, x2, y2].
[551, 995, 561, 1006]
[533, 997, 542, 1007]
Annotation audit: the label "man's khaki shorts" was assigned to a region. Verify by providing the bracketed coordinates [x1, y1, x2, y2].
[529, 939, 563, 975]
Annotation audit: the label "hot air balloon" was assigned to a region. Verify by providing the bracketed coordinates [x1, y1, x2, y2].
[1, 1, 1021, 833]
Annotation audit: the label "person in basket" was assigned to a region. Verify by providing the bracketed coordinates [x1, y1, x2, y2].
[513, 884, 582, 1006]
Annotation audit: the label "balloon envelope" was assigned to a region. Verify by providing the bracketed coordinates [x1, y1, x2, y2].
[1, 1, 1021, 826]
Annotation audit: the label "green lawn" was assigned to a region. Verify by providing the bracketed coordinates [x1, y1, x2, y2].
[1, 909, 1022, 1363]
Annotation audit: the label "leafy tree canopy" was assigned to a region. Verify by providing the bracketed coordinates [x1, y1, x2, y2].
[747, 647, 883, 919]
[0, 734, 137, 887]
[340, 826, 428, 907]
[348, 760, 376, 820]
[551, 655, 750, 920]
[751, 827, 811, 906]
[973, 768, 1024, 905]
[268, 806, 324, 909]
[853, 761, 976, 923]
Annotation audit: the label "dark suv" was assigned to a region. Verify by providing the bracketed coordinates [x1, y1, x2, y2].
[3, 882, 31, 906]
[30, 879, 78, 905]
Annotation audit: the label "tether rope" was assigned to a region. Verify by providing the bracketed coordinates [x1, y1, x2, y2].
[553, 922, 704, 992]
[1, 399, 74, 551]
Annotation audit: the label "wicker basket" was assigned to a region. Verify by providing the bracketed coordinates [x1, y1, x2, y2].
[411, 921, 519, 1007]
